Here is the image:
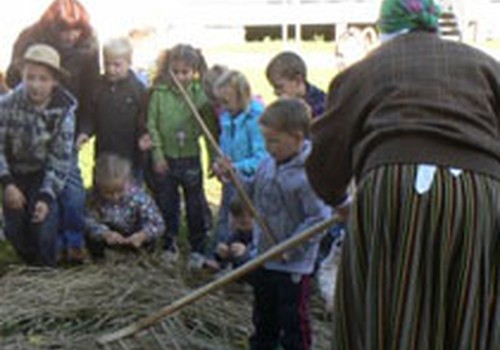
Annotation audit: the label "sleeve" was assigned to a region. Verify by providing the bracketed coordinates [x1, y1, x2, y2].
[6, 28, 35, 89]
[75, 36, 101, 134]
[39, 106, 75, 202]
[288, 179, 332, 257]
[136, 190, 165, 240]
[0, 108, 13, 186]
[146, 91, 165, 163]
[198, 96, 219, 164]
[84, 191, 111, 240]
[305, 74, 356, 206]
[78, 83, 98, 137]
[233, 114, 268, 176]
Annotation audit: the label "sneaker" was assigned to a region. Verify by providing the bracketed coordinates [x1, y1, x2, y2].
[187, 252, 206, 270]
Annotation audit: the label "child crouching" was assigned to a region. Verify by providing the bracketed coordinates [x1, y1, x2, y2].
[85, 153, 164, 259]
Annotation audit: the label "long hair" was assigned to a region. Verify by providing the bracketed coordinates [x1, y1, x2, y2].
[38, 0, 93, 40]
[152, 44, 208, 87]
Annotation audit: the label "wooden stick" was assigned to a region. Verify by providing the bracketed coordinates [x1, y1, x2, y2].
[96, 215, 339, 346]
[167, 70, 278, 245]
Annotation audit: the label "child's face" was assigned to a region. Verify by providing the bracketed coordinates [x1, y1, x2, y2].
[261, 125, 304, 163]
[98, 178, 129, 203]
[232, 211, 253, 232]
[170, 59, 195, 88]
[22, 62, 58, 109]
[270, 76, 304, 99]
[216, 85, 242, 115]
[104, 56, 130, 83]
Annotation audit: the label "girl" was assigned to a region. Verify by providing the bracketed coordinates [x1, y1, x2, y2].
[147, 44, 217, 267]
[85, 153, 164, 259]
[209, 70, 267, 259]
[0, 44, 76, 267]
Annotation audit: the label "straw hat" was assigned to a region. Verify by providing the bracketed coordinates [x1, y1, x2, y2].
[20, 43, 69, 78]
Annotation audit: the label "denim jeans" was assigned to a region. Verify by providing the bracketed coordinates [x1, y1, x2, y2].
[154, 157, 208, 253]
[4, 172, 60, 266]
[209, 182, 237, 256]
[57, 154, 86, 251]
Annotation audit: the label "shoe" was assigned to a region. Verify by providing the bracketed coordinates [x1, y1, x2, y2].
[187, 252, 207, 270]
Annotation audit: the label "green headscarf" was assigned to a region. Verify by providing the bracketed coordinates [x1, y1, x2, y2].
[378, 0, 442, 34]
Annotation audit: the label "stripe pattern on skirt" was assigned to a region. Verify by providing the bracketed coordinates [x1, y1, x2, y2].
[331, 164, 499, 350]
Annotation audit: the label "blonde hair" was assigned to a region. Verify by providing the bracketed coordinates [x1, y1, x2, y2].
[103, 37, 133, 63]
[214, 70, 251, 113]
[93, 153, 131, 187]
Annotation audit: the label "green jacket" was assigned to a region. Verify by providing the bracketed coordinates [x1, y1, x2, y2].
[147, 81, 217, 162]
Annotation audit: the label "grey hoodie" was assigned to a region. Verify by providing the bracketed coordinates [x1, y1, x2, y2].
[248, 140, 332, 275]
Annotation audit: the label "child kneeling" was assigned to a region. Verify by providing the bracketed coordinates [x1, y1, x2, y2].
[85, 153, 164, 259]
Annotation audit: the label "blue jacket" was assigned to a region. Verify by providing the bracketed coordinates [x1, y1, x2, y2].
[247, 141, 331, 275]
[219, 98, 267, 176]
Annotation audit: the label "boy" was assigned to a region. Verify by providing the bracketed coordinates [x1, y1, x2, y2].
[213, 195, 254, 269]
[77, 36, 147, 181]
[221, 98, 331, 349]
[0, 44, 76, 266]
[266, 51, 326, 118]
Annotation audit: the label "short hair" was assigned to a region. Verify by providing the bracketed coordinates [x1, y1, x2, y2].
[103, 37, 133, 63]
[214, 70, 251, 111]
[93, 153, 131, 187]
[266, 51, 307, 82]
[259, 98, 311, 137]
[202, 64, 229, 104]
[229, 196, 251, 218]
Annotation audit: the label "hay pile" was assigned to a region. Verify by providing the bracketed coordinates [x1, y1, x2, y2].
[0, 254, 332, 349]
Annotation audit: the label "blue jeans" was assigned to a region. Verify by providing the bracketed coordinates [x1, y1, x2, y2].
[154, 157, 208, 253]
[57, 155, 86, 251]
[209, 182, 237, 256]
[4, 173, 60, 266]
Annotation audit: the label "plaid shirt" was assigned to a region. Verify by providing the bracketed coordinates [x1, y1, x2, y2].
[0, 85, 76, 201]
[85, 185, 165, 241]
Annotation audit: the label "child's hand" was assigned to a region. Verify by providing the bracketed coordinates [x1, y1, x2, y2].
[75, 133, 90, 150]
[4, 184, 26, 210]
[125, 231, 148, 249]
[32, 201, 49, 223]
[216, 243, 230, 259]
[212, 156, 232, 183]
[103, 231, 126, 246]
[230, 242, 247, 257]
[138, 134, 152, 151]
[154, 159, 169, 175]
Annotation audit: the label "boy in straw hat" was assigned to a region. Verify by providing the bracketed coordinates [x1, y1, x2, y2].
[0, 43, 77, 267]
[306, 0, 500, 349]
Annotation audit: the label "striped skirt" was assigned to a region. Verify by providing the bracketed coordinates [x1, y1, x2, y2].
[331, 164, 499, 350]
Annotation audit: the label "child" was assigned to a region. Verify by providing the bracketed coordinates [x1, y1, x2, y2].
[202, 64, 229, 117]
[214, 195, 253, 269]
[221, 98, 331, 349]
[85, 153, 164, 259]
[0, 44, 76, 267]
[147, 44, 218, 267]
[266, 51, 326, 118]
[78, 36, 147, 182]
[210, 70, 267, 256]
